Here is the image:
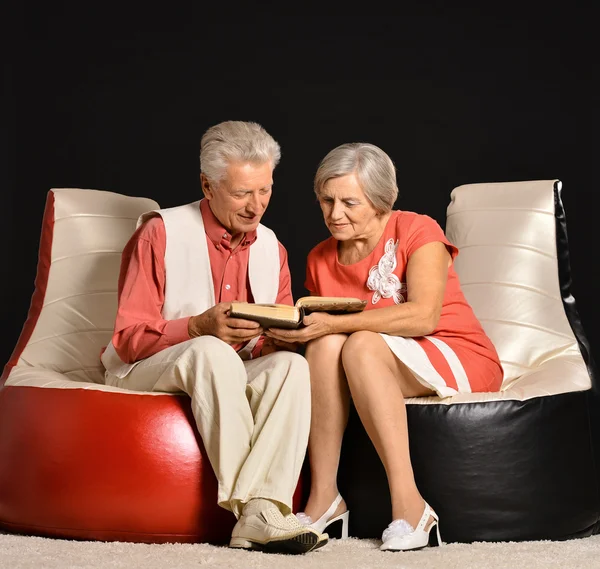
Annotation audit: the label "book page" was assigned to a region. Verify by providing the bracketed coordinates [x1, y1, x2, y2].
[295, 296, 367, 314]
[229, 302, 302, 329]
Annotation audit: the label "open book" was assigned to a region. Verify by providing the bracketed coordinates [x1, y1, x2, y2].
[229, 296, 368, 329]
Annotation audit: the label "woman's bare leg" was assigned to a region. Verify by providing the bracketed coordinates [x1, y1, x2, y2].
[341, 331, 434, 528]
[302, 334, 350, 520]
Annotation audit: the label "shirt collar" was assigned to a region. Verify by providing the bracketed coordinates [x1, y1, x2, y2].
[200, 199, 257, 251]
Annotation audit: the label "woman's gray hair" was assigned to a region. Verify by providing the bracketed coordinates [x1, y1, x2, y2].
[200, 121, 281, 184]
[314, 143, 398, 213]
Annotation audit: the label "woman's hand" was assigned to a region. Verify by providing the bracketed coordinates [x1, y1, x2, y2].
[266, 312, 336, 344]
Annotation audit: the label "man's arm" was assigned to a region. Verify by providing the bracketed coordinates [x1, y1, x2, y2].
[113, 216, 263, 364]
[111, 216, 191, 364]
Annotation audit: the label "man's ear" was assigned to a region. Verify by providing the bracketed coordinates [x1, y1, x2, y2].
[200, 173, 214, 200]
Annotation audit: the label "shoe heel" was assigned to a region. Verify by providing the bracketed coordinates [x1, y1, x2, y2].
[427, 521, 443, 547]
[229, 537, 256, 549]
[339, 510, 350, 539]
[324, 510, 350, 539]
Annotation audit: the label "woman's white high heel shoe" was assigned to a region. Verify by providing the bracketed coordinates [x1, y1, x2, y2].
[296, 494, 350, 539]
[380, 502, 443, 551]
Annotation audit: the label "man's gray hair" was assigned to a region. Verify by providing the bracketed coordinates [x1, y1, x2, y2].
[200, 121, 281, 184]
[314, 143, 398, 213]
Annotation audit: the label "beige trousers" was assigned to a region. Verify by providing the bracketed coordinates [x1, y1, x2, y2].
[104, 336, 311, 518]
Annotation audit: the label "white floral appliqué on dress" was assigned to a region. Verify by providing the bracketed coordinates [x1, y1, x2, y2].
[366, 238, 407, 305]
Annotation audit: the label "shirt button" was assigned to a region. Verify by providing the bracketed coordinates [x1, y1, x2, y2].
[225, 284, 231, 290]
[223, 233, 228, 239]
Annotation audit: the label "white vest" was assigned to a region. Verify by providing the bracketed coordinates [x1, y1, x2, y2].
[101, 200, 280, 378]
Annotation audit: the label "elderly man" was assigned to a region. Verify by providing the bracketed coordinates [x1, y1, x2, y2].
[100, 121, 325, 554]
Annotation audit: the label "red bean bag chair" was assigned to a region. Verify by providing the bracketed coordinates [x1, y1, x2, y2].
[0, 188, 303, 544]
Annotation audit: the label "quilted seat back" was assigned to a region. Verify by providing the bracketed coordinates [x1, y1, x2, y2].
[2, 188, 159, 384]
[445, 179, 588, 388]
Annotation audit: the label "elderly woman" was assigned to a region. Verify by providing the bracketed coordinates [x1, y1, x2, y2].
[266, 142, 503, 552]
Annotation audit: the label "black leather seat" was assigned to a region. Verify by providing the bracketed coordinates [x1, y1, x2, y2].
[338, 180, 599, 542]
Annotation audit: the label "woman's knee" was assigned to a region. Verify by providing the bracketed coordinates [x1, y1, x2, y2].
[305, 333, 348, 362]
[341, 331, 384, 370]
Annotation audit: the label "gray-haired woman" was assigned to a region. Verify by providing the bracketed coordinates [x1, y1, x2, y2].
[266, 142, 502, 551]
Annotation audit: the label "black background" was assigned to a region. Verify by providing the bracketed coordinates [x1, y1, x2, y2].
[4, 4, 597, 370]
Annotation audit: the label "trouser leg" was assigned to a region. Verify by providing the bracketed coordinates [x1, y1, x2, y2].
[105, 336, 254, 512]
[230, 351, 311, 517]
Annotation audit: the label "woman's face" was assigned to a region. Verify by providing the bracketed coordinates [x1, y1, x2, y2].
[318, 173, 380, 241]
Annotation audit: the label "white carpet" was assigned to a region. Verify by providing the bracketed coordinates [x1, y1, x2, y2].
[2, 533, 600, 569]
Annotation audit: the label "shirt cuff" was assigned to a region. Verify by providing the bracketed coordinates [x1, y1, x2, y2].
[165, 317, 192, 346]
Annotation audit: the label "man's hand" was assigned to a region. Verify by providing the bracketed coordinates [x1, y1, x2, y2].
[260, 336, 299, 356]
[188, 302, 263, 345]
[265, 312, 336, 344]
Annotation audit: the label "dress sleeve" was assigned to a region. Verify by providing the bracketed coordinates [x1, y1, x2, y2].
[406, 214, 459, 261]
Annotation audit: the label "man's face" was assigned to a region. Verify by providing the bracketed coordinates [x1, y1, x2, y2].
[202, 160, 273, 236]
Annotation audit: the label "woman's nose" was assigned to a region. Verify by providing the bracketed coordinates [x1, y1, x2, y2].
[330, 202, 343, 219]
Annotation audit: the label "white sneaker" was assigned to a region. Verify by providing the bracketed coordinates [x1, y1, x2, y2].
[229, 499, 325, 554]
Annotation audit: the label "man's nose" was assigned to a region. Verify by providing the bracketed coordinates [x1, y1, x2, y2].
[247, 192, 263, 212]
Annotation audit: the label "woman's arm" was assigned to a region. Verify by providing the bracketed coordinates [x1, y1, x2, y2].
[266, 241, 451, 344]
